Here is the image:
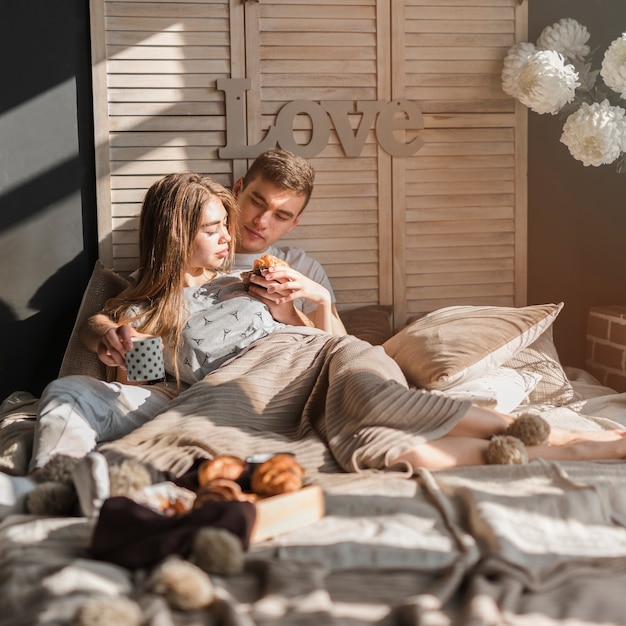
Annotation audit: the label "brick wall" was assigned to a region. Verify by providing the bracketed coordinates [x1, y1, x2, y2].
[586, 305, 626, 392]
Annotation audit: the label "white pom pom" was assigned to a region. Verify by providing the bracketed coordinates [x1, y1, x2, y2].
[73, 595, 142, 626]
[108, 460, 153, 498]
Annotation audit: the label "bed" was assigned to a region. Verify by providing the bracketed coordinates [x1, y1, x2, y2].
[2, 261, 626, 626]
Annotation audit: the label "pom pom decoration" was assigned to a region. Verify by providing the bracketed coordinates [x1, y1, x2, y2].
[505, 413, 551, 446]
[73, 595, 143, 626]
[192, 527, 245, 575]
[151, 556, 216, 610]
[486, 436, 529, 465]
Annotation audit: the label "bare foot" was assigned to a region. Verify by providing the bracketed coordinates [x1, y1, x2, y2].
[549, 427, 626, 446]
[528, 435, 626, 463]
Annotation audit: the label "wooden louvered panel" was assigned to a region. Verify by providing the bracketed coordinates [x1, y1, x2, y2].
[248, 0, 392, 309]
[394, 0, 526, 327]
[91, 0, 527, 319]
[91, 0, 240, 271]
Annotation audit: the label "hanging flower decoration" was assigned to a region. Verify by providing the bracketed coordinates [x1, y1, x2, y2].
[502, 18, 626, 172]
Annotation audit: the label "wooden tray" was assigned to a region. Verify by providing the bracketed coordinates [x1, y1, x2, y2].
[250, 484, 325, 544]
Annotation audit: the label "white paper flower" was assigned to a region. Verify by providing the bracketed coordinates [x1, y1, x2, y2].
[516, 51, 579, 115]
[501, 42, 536, 99]
[601, 33, 626, 98]
[560, 100, 626, 166]
[537, 18, 591, 62]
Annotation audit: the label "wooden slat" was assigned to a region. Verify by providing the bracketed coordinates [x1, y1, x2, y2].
[105, 2, 228, 18]
[105, 17, 229, 31]
[405, 6, 514, 20]
[259, 4, 376, 20]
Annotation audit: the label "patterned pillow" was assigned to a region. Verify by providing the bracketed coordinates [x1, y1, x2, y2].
[443, 367, 542, 413]
[503, 324, 576, 406]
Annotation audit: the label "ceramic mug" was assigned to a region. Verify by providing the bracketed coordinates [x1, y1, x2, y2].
[124, 336, 165, 382]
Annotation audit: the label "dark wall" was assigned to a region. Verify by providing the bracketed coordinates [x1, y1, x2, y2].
[528, 0, 626, 367]
[2, 0, 626, 403]
[0, 0, 97, 400]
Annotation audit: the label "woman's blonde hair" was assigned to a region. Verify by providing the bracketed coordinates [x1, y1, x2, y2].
[104, 172, 239, 383]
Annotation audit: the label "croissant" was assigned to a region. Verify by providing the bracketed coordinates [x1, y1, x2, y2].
[241, 254, 290, 287]
[198, 455, 246, 486]
[250, 453, 305, 498]
[194, 478, 256, 507]
[253, 254, 290, 272]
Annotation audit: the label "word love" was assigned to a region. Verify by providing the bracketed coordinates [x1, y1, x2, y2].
[217, 78, 424, 159]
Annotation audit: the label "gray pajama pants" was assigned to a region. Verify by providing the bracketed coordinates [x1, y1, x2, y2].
[29, 375, 173, 471]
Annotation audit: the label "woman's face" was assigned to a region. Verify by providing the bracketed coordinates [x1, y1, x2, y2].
[187, 196, 232, 273]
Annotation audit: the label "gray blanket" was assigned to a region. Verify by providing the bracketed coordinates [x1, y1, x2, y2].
[2, 361, 626, 625]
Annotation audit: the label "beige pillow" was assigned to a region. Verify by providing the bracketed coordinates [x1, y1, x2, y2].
[58, 260, 129, 380]
[503, 324, 576, 406]
[382, 303, 564, 390]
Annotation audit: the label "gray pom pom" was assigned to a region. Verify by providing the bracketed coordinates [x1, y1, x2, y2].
[192, 527, 244, 575]
[26, 482, 76, 516]
[38, 454, 81, 485]
[506, 413, 550, 446]
[486, 435, 529, 465]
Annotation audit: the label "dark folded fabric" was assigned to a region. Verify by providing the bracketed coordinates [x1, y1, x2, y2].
[90, 496, 256, 570]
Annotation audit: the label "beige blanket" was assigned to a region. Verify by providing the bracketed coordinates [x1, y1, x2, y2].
[100, 328, 469, 478]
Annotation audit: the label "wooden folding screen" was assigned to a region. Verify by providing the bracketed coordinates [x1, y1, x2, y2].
[90, 0, 527, 330]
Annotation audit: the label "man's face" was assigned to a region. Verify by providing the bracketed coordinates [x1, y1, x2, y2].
[233, 176, 306, 254]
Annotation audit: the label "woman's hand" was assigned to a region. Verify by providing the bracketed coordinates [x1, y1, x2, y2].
[81, 313, 157, 369]
[96, 324, 138, 369]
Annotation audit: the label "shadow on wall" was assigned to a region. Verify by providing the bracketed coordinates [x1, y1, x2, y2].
[0, 254, 91, 402]
[0, 1, 97, 402]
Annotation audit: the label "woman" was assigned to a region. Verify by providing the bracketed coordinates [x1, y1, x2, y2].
[33, 173, 626, 476]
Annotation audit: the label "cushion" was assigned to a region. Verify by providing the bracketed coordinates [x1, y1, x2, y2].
[382, 302, 564, 391]
[58, 260, 129, 380]
[503, 324, 576, 406]
[341, 305, 393, 345]
[443, 367, 542, 414]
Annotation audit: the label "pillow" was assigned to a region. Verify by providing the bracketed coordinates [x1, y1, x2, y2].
[58, 260, 129, 380]
[503, 324, 576, 406]
[382, 302, 564, 390]
[443, 367, 542, 414]
[341, 304, 393, 345]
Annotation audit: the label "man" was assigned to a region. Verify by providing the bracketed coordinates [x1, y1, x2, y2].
[229, 148, 346, 335]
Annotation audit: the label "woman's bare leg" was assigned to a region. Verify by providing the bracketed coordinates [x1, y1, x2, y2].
[527, 437, 626, 462]
[394, 433, 626, 471]
[393, 436, 491, 470]
[446, 404, 514, 439]
[549, 427, 626, 444]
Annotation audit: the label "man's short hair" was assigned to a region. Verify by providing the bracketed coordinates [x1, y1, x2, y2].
[243, 148, 315, 211]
